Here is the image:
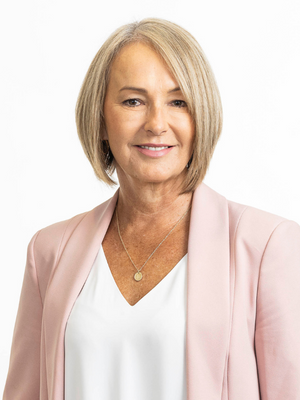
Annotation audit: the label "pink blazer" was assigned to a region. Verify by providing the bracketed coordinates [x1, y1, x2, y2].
[3, 182, 300, 400]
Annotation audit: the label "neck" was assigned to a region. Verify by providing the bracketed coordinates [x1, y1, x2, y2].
[115, 171, 194, 231]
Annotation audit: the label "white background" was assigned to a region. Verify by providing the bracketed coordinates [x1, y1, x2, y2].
[1, 0, 299, 392]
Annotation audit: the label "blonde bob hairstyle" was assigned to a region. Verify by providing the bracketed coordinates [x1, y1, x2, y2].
[75, 17, 223, 195]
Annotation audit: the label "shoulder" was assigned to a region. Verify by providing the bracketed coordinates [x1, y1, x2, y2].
[204, 182, 299, 237]
[30, 196, 113, 273]
[226, 196, 300, 254]
[200, 182, 299, 236]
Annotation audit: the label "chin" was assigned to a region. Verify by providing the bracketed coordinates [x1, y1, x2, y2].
[138, 171, 182, 183]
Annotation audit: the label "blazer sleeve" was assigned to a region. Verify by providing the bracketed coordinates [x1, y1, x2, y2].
[2, 229, 42, 400]
[255, 219, 300, 399]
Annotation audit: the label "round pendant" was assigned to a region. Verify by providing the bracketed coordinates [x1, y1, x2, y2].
[134, 271, 143, 281]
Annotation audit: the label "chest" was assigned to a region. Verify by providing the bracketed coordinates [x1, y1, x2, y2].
[102, 219, 189, 306]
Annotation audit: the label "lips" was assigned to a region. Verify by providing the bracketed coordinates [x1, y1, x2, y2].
[137, 145, 172, 148]
[137, 146, 172, 149]
[135, 143, 173, 147]
[135, 145, 174, 158]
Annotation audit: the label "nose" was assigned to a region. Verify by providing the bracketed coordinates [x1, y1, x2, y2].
[144, 103, 168, 135]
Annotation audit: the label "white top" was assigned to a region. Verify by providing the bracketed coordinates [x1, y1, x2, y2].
[64, 243, 188, 400]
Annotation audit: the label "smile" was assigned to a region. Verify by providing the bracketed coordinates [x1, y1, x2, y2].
[139, 145, 170, 151]
[135, 145, 174, 158]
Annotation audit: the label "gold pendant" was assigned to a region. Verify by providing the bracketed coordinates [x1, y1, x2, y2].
[134, 271, 143, 281]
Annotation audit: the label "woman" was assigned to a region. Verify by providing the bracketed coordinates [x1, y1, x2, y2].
[3, 18, 300, 400]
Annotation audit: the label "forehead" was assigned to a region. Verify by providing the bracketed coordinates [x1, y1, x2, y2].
[113, 41, 161, 64]
[108, 42, 178, 89]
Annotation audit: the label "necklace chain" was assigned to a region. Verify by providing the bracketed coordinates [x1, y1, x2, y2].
[116, 202, 191, 281]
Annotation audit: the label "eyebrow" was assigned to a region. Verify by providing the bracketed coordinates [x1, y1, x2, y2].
[118, 86, 181, 94]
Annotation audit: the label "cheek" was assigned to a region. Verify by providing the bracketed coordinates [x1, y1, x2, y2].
[106, 108, 142, 138]
[186, 116, 196, 141]
[176, 117, 195, 144]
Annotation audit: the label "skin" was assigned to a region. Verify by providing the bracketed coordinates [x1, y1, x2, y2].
[103, 41, 195, 235]
[104, 43, 195, 225]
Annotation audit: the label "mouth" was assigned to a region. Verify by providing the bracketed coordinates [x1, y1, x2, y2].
[135, 145, 174, 151]
[134, 145, 175, 158]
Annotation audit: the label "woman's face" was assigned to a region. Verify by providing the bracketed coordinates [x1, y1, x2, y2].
[103, 42, 195, 188]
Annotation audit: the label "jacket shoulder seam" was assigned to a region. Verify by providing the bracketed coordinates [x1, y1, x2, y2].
[255, 219, 294, 330]
[257, 219, 294, 291]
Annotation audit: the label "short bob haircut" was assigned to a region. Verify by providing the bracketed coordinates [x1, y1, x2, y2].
[76, 17, 223, 195]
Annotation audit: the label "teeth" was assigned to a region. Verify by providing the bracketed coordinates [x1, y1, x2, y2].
[140, 146, 169, 151]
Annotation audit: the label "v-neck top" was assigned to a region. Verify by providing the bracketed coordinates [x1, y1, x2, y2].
[64, 243, 188, 400]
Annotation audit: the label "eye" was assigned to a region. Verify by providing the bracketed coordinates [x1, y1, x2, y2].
[171, 100, 187, 108]
[122, 98, 187, 108]
[122, 98, 142, 107]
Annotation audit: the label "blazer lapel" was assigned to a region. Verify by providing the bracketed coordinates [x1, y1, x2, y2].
[42, 189, 119, 400]
[186, 182, 230, 399]
[42, 181, 231, 400]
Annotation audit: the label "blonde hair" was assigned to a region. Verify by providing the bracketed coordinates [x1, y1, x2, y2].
[75, 17, 223, 195]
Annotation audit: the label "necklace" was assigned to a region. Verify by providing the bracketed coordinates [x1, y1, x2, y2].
[115, 202, 191, 282]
